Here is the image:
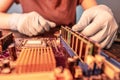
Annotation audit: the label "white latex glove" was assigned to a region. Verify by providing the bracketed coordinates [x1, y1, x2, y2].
[72, 5, 118, 49]
[9, 11, 56, 36]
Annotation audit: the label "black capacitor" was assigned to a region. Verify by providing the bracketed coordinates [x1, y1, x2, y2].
[73, 56, 80, 66]
[0, 31, 2, 38]
[1, 59, 11, 74]
[93, 63, 104, 75]
[2, 59, 10, 68]
[8, 43, 17, 61]
[67, 57, 76, 78]
[0, 31, 2, 52]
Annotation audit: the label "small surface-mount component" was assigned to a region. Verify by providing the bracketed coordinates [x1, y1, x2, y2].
[8, 43, 17, 61]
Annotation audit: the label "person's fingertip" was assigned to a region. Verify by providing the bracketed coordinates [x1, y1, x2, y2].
[49, 22, 56, 28]
[72, 25, 79, 31]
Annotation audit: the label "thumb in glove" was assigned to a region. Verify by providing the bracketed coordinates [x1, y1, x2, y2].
[72, 5, 118, 48]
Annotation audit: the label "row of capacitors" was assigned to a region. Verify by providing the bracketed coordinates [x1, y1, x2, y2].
[0, 31, 17, 74]
[0, 43, 17, 74]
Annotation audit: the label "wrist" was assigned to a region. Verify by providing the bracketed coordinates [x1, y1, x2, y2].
[0, 13, 12, 29]
[81, 0, 97, 10]
[8, 13, 22, 30]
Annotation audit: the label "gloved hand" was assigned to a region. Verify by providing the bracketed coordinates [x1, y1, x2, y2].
[9, 11, 56, 36]
[72, 5, 118, 49]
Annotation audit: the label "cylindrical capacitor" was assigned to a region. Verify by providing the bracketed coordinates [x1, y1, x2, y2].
[67, 57, 75, 78]
[8, 43, 17, 61]
[2, 59, 10, 68]
[1, 59, 11, 74]
[0, 35, 2, 53]
[73, 56, 80, 66]
[93, 54, 105, 75]
[0, 30, 2, 38]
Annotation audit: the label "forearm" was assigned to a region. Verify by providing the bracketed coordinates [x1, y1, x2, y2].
[0, 0, 14, 29]
[81, 0, 97, 10]
[0, 0, 14, 12]
[0, 12, 12, 29]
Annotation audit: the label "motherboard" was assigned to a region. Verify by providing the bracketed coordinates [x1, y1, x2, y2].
[0, 26, 119, 80]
